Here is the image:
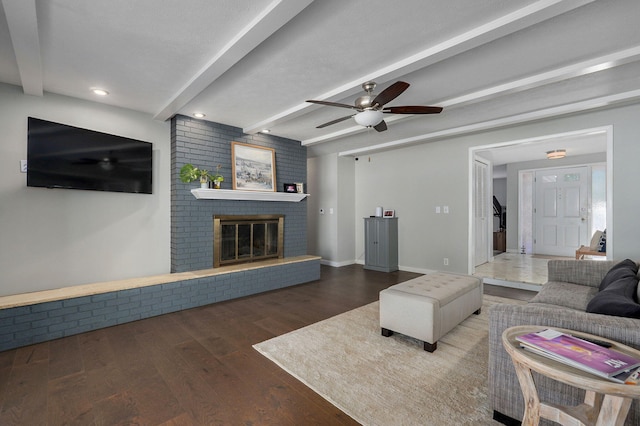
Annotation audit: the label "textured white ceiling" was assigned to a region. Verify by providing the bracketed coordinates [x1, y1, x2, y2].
[1, 0, 638, 159]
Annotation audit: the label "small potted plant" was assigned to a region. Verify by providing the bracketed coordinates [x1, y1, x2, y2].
[180, 163, 214, 188]
[211, 164, 224, 189]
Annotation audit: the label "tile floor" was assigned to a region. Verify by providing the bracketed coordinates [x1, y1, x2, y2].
[473, 252, 573, 286]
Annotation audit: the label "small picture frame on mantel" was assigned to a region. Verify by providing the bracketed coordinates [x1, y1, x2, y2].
[383, 209, 395, 218]
[283, 183, 297, 193]
[295, 182, 304, 193]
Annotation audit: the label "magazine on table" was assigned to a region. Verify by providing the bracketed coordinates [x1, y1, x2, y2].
[516, 329, 640, 384]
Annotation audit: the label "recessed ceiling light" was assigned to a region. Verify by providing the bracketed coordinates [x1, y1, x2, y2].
[92, 88, 109, 96]
[261, 129, 271, 134]
[193, 112, 206, 118]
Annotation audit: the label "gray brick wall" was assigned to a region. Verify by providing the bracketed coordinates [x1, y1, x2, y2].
[171, 115, 308, 272]
[0, 259, 320, 352]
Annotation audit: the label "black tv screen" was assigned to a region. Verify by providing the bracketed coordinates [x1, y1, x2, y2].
[27, 117, 153, 194]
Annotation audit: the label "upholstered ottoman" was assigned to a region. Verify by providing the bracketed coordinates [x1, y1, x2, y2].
[379, 272, 483, 352]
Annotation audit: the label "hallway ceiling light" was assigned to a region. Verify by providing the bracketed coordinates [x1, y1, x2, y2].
[546, 149, 566, 159]
[91, 88, 109, 96]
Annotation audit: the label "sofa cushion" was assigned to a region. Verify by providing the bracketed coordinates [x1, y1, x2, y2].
[597, 229, 607, 252]
[587, 275, 640, 318]
[589, 230, 603, 250]
[598, 258, 638, 291]
[530, 281, 599, 311]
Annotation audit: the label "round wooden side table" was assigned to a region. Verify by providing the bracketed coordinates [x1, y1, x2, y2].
[502, 325, 640, 426]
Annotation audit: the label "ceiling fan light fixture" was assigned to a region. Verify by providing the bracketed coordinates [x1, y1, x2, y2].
[546, 149, 566, 159]
[308, 81, 441, 132]
[354, 110, 384, 127]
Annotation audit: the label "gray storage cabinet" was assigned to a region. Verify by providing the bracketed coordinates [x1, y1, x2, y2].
[364, 217, 398, 272]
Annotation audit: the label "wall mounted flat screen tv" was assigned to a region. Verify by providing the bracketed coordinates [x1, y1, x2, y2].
[27, 117, 153, 194]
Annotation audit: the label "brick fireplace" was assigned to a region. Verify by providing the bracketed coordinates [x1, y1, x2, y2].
[171, 115, 308, 272]
[170, 115, 317, 303]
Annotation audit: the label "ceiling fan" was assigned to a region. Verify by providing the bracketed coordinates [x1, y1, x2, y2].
[306, 81, 442, 132]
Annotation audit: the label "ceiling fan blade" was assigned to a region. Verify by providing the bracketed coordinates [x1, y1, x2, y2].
[316, 114, 355, 128]
[307, 100, 359, 110]
[373, 120, 387, 132]
[371, 81, 410, 108]
[384, 105, 443, 114]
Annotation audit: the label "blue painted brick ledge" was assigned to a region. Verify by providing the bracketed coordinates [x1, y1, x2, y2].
[0, 258, 320, 352]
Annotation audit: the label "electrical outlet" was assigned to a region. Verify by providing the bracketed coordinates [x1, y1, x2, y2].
[443, 258, 449, 266]
[20, 160, 27, 173]
[443, 206, 449, 214]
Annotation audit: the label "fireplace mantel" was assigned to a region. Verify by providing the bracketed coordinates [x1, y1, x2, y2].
[191, 188, 308, 202]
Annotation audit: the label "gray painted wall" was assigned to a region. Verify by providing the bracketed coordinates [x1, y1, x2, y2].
[337, 156, 356, 264]
[0, 83, 170, 296]
[306, 154, 355, 267]
[343, 103, 640, 274]
[306, 155, 337, 262]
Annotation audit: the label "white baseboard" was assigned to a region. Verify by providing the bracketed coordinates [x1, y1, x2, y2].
[326, 259, 435, 275]
[398, 265, 436, 275]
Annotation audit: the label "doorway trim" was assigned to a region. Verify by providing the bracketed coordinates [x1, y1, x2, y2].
[467, 125, 613, 276]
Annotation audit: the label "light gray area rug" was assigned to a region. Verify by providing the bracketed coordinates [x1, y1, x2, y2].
[253, 295, 525, 426]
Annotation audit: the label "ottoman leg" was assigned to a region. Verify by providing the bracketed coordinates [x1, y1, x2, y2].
[474, 308, 481, 315]
[424, 341, 437, 352]
[381, 328, 394, 337]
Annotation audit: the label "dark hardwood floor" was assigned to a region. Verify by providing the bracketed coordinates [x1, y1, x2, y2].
[0, 265, 535, 425]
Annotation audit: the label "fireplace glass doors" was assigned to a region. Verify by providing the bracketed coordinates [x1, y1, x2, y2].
[213, 215, 283, 267]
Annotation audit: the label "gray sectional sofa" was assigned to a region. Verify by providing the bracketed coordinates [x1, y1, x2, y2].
[488, 259, 640, 425]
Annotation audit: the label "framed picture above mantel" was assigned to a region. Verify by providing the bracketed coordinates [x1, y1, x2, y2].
[232, 142, 276, 192]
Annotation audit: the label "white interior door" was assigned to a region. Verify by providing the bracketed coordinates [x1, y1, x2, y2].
[534, 166, 589, 256]
[474, 159, 489, 266]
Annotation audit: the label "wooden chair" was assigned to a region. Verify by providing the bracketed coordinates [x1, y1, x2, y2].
[575, 245, 606, 259]
[576, 230, 606, 259]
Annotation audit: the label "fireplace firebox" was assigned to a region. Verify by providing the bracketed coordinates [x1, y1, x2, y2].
[213, 215, 284, 267]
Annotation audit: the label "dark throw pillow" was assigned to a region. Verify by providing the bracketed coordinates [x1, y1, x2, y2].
[588, 260, 640, 318]
[587, 280, 640, 318]
[598, 259, 638, 291]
